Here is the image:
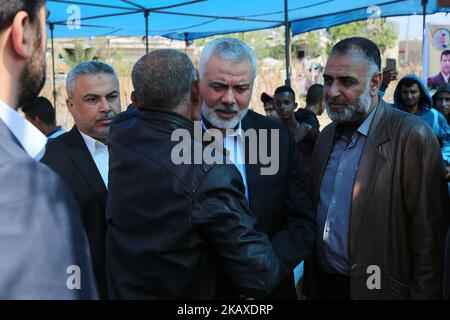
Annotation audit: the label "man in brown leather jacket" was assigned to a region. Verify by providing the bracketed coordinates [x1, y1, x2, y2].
[303, 37, 450, 300]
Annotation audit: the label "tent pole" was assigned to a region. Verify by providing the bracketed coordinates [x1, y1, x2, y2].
[50, 23, 57, 110]
[284, 0, 291, 87]
[184, 32, 189, 53]
[422, 0, 427, 32]
[144, 10, 149, 53]
[422, 0, 427, 59]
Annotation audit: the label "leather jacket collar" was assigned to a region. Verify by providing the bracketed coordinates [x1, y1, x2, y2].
[138, 108, 195, 136]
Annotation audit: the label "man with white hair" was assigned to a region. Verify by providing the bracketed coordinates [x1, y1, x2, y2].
[304, 37, 449, 300]
[198, 37, 316, 299]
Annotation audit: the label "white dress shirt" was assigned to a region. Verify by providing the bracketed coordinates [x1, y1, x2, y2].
[0, 99, 47, 160]
[223, 123, 249, 202]
[441, 71, 449, 83]
[201, 118, 249, 202]
[79, 130, 109, 188]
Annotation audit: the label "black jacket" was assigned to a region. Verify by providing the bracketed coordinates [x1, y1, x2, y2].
[240, 110, 316, 299]
[294, 108, 320, 170]
[106, 108, 282, 299]
[41, 127, 108, 299]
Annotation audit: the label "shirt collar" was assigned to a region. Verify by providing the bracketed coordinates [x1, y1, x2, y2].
[441, 71, 450, 82]
[46, 126, 62, 137]
[357, 102, 378, 137]
[78, 129, 107, 158]
[0, 99, 47, 160]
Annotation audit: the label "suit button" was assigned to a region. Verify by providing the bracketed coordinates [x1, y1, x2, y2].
[350, 263, 358, 271]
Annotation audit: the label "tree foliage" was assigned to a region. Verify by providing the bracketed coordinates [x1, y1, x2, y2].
[326, 19, 397, 54]
[296, 19, 397, 60]
[60, 38, 124, 70]
[60, 40, 97, 68]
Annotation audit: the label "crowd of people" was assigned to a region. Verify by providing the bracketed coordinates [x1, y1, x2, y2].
[0, 0, 449, 300]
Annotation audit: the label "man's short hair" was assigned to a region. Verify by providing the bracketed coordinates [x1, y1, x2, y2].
[199, 38, 257, 79]
[306, 84, 323, 106]
[0, 0, 46, 32]
[441, 49, 450, 60]
[330, 37, 381, 78]
[398, 77, 425, 102]
[399, 78, 420, 89]
[21, 96, 56, 125]
[131, 49, 197, 110]
[66, 61, 117, 98]
[274, 85, 296, 101]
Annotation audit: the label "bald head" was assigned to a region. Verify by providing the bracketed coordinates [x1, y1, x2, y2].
[131, 49, 197, 111]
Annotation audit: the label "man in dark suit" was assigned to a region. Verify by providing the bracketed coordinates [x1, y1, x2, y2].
[42, 61, 121, 299]
[198, 37, 316, 299]
[304, 37, 449, 300]
[0, 0, 97, 299]
[428, 50, 450, 90]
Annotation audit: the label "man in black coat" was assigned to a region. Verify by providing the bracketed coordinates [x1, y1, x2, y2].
[42, 61, 121, 299]
[106, 49, 283, 299]
[198, 38, 316, 299]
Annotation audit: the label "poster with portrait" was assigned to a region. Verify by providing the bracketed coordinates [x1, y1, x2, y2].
[423, 24, 450, 92]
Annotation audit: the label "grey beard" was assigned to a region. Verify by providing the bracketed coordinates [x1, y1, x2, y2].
[201, 102, 249, 129]
[326, 87, 372, 124]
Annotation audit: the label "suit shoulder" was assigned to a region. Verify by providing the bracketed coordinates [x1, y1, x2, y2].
[41, 137, 70, 165]
[23, 157, 67, 182]
[49, 129, 75, 145]
[319, 122, 336, 136]
[1, 157, 71, 195]
[244, 110, 290, 135]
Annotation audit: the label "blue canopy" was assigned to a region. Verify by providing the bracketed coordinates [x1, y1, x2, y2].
[47, 0, 450, 40]
[45, 0, 450, 105]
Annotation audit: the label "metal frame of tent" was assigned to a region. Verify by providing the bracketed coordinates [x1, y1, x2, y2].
[46, 0, 449, 109]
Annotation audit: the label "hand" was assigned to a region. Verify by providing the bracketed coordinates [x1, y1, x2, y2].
[292, 122, 312, 143]
[382, 67, 398, 88]
[445, 166, 450, 181]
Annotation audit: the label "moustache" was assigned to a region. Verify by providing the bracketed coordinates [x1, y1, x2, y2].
[96, 114, 116, 122]
[213, 104, 239, 113]
[327, 99, 349, 105]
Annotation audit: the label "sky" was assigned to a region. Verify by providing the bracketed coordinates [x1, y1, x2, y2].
[388, 12, 449, 39]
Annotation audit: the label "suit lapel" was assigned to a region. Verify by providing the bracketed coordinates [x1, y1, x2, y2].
[348, 102, 391, 256]
[241, 112, 261, 213]
[65, 127, 107, 206]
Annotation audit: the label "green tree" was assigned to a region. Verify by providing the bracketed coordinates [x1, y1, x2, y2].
[195, 28, 286, 60]
[296, 31, 326, 58]
[60, 40, 97, 68]
[326, 19, 397, 54]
